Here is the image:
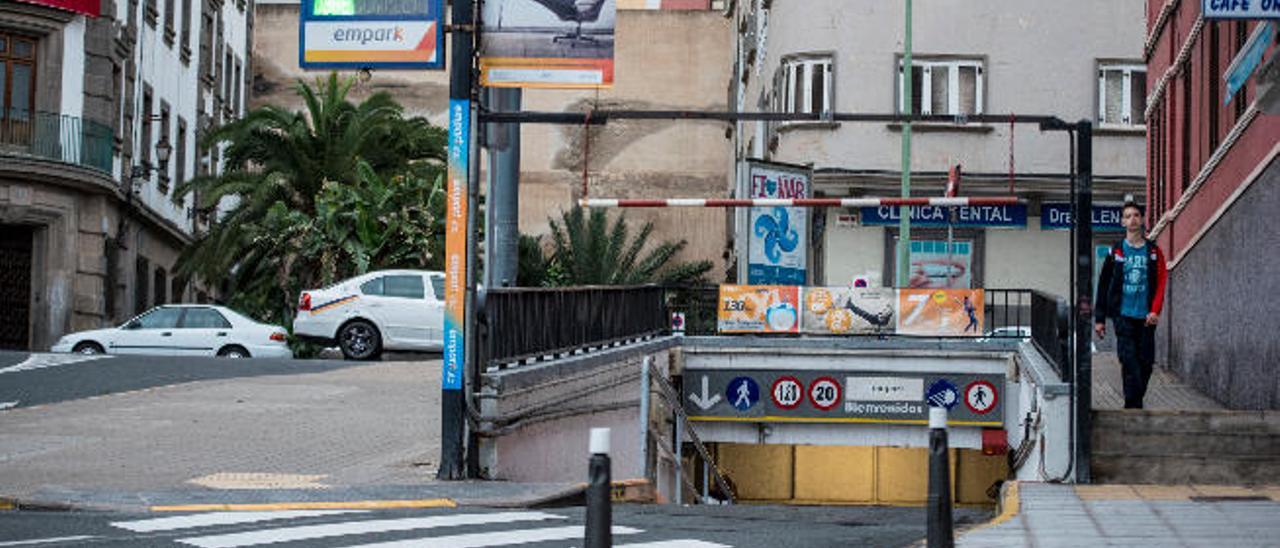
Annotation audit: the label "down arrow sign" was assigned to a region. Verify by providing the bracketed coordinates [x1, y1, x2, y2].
[687, 375, 721, 411]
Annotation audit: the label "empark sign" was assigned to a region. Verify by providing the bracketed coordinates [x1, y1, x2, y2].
[301, 0, 445, 70]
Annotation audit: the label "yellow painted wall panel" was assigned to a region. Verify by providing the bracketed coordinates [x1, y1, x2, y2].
[793, 446, 875, 502]
[955, 449, 1009, 504]
[717, 444, 794, 501]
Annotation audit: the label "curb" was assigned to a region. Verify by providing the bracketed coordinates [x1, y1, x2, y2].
[0, 481, 654, 514]
[959, 480, 1020, 536]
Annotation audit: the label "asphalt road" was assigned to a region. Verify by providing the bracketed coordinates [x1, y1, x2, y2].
[0, 351, 432, 411]
[0, 504, 990, 547]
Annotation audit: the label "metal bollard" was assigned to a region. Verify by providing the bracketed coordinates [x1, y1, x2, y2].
[585, 427, 612, 548]
[927, 407, 954, 548]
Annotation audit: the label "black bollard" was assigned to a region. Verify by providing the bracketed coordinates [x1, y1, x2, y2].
[585, 427, 612, 548]
[927, 407, 954, 548]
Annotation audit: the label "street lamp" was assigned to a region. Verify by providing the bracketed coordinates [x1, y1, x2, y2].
[129, 134, 172, 185]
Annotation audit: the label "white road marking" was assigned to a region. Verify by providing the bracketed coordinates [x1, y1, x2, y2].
[0, 354, 109, 375]
[111, 510, 365, 533]
[334, 525, 643, 548]
[176, 511, 567, 548]
[0, 536, 96, 547]
[617, 541, 734, 548]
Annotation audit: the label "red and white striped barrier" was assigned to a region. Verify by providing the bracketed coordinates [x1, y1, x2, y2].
[578, 197, 1020, 208]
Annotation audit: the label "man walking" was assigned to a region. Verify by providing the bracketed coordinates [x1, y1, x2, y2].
[1094, 201, 1168, 409]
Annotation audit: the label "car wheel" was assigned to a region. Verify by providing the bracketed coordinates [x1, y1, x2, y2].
[339, 320, 382, 361]
[72, 342, 105, 355]
[217, 346, 251, 359]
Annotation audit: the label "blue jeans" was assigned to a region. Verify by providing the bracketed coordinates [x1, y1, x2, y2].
[1114, 316, 1156, 409]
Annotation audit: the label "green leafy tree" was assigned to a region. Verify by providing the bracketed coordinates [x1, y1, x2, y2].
[172, 73, 447, 327]
[534, 205, 713, 286]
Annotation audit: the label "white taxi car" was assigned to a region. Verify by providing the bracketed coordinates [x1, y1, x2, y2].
[50, 305, 292, 358]
[293, 270, 446, 360]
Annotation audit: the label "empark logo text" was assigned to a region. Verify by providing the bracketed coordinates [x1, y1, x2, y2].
[332, 27, 405, 44]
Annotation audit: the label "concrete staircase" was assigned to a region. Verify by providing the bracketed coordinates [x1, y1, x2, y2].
[1092, 410, 1280, 484]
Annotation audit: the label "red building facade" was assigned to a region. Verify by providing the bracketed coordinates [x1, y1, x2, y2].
[1144, 1, 1279, 409]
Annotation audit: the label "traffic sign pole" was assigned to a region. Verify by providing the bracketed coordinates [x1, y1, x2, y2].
[927, 407, 954, 548]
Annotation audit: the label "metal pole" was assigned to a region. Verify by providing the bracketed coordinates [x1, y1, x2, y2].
[639, 356, 651, 481]
[674, 409, 683, 505]
[1074, 121, 1094, 483]
[927, 407, 954, 548]
[438, 0, 474, 481]
[486, 87, 521, 288]
[585, 428, 613, 548]
[896, 0, 914, 287]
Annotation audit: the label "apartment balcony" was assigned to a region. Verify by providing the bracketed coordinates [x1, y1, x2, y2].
[0, 109, 113, 174]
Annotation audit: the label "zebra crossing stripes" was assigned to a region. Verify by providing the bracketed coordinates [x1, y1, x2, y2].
[171, 512, 565, 548]
[102, 509, 735, 548]
[110, 510, 366, 533]
[330, 525, 643, 548]
[616, 541, 733, 548]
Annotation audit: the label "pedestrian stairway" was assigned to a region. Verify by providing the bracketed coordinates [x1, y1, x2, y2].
[1092, 409, 1280, 484]
[100, 509, 733, 547]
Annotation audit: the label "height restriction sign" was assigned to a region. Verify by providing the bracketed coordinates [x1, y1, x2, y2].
[771, 376, 803, 410]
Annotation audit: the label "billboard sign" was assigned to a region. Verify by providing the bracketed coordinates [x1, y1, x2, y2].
[16, 0, 98, 16]
[747, 160, 809, 285]
[300, 0, 446, 70]
[860, 204, 1027, 228]
[1203, 0, 1280, 19]
[480, 0, 617, 88]
[1040, 203, 1125, 231]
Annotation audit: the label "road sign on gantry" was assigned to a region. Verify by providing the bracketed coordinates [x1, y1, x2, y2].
[301, 0, 446, 70]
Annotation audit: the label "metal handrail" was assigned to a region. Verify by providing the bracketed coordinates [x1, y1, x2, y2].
[0, 109, 113, 173]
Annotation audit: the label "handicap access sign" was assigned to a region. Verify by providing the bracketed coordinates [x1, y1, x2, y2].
[926, 379, 960, 409]
[726, 376, 760, 411]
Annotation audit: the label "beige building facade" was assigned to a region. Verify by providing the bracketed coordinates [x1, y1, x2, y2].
[252, 1, 735, 278]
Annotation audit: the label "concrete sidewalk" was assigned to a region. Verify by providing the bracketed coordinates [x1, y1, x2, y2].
[0, 359, 579, 511]
[959, 482, 1280, 547]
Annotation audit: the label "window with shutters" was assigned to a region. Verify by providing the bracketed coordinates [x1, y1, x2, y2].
[898, 57, 984, 116]
[1097, 63, 1146, 127]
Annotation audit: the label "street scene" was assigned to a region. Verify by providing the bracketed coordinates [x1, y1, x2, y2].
[2, 0, 1279, 546]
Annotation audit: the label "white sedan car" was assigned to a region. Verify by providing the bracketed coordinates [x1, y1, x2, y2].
[293, 270, 446, 360]
[50, 305, 292, 359]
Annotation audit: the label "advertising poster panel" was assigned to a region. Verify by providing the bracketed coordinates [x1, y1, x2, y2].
[717, 285, 800, 334]
[896, 289, 985, 336]
[801, 287, 896, 335]
[747, 161, 809, 285]
[480, 0, 616, 88]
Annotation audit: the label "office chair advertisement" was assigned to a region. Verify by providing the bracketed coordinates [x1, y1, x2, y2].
[480, 0, 616, 88]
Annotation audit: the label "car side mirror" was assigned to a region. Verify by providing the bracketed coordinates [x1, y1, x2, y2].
[124, 320, 141, 330]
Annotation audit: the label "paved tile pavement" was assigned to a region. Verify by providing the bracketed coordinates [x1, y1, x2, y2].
[959, 482, 1280, 547]
[1092, 352, 1223, 411]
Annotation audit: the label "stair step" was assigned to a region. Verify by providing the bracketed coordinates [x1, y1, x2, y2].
[1093, 410, 1280, 434]
[1092, 453, 1280, 485]
[1092, 429, 1280, 456]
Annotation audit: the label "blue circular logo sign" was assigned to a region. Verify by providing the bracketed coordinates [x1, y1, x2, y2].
[926, 379, 960, 409]
[726, 376, 760, 411]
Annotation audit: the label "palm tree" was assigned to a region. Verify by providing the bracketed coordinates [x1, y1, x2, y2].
[540, 206, 713, 286]
[172, 73, 447, 324]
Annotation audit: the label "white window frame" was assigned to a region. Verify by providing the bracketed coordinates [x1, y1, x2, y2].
[778, 55, 833, 116]
[897, 58, 985, 116]
[1097, 63, 1146, 127]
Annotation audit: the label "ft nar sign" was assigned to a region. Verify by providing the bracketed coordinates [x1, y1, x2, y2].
[1204, 0, 1280, 18]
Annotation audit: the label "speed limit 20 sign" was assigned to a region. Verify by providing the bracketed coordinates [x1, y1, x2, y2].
[808, 377, 842, 411]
